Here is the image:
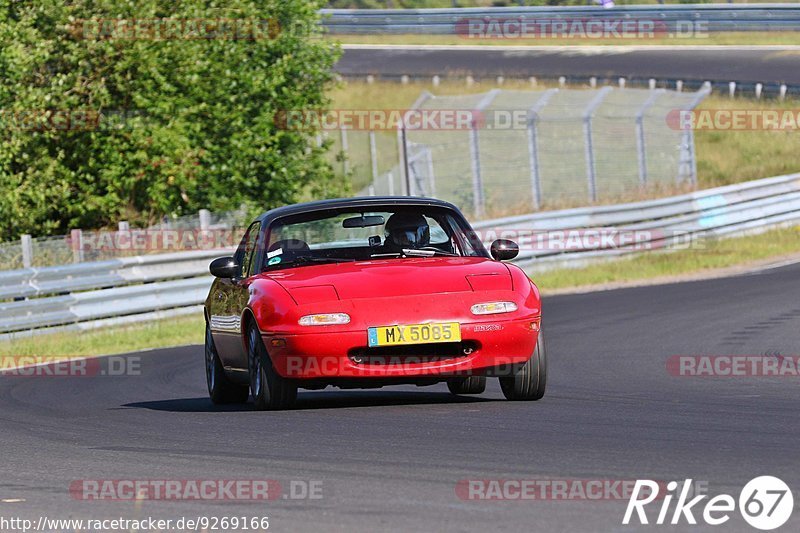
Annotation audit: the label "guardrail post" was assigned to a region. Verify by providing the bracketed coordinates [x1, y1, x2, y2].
[198, 210, 210, 230]
[582, 87, 612, 203]
[21, 234, 32, 268]
[70, 229, 84, 264]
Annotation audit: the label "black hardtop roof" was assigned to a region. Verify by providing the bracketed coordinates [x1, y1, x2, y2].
[256, 196, 464, 226]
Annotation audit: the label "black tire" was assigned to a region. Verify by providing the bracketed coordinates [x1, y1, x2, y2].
[247, 323, 297, 411]
[205, 324, 249, 404]
[499, 329, 547, 401]
[447, 376, 486, 395]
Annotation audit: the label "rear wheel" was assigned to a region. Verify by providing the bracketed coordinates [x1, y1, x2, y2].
[247, 323, 297, 410]
[499, 329, 547, 401]
[205, 324, 249, 404]
[447, 376, 486, 395]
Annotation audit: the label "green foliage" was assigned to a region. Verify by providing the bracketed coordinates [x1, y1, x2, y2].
[0, 0, 344, 240]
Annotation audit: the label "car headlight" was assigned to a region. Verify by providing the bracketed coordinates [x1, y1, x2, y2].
[298, 313, 351, 326]
[470, 301, 518, 315]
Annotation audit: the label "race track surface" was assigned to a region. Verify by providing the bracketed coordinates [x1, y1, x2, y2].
[2, 262, 800, 532]
[337, 45, 800, 86]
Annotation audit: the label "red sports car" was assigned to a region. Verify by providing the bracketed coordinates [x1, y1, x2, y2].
[204, 197, 545, 410]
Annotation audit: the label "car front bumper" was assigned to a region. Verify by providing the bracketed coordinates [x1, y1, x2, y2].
[263, 315, 540, 380]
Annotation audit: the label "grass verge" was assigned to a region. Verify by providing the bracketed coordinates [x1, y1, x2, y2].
[532, 225, 800, 291]
[0, 314, 204, 358]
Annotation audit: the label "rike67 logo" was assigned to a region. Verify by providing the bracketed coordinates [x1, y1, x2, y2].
[624, 476, 794, 530]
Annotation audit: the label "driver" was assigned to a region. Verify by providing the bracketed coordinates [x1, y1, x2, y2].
[384, 213, 430, 250]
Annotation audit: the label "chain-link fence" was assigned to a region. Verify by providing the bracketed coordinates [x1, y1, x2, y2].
[341, 86, 709, 219]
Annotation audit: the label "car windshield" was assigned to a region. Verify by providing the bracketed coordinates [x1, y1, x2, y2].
[261, 206, 487, 271]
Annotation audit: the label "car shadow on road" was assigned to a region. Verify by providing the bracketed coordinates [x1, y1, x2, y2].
[123, 391, 497, 413]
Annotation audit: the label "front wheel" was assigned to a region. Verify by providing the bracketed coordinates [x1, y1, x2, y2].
[206, 324, 249, 404]
[447, 376, 486, 395]
[247, 323, 297, 410]
[499, 328, 547, 401]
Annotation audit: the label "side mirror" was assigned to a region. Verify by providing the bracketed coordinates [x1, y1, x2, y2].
[209, 256, 238, 278]
[490, 239, 519, 261]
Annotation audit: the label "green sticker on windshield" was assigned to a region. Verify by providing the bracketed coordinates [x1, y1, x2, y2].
[268, 256, 282, 265]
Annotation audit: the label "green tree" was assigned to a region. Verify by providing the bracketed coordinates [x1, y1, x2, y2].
[0, 0, 343, 239]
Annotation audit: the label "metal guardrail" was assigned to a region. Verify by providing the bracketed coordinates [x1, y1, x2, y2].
[322, 5, 800, 34]
[0, 250, 228, 339]
[474, 172, 800, 269]
[2, 172, 800, 338]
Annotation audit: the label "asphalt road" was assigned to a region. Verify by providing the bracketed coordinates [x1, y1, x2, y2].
[2, 262, 800, 532]
[337, 45, 800, 86]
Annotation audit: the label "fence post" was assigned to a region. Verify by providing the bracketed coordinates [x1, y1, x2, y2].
[21, 234, 32, 268]
[397, 91, 435, 197]
[425, 148, 436, 197]
[468, 126, 483, 216]
[526, 89, 558, 210]
[387, 171, 395, 196]
[634, 90, 665, 187]
[688, 127, 698, 186]
[469, 90, 501, 217]
[340, 127, 350, 176]
[369, 130, 379, 192]
[71, 229, 84, 264]
[681, 87, 711, 186]
[582, 86, 612, 203]
[198, 210, 210, 230]
[397, 125, 412, 195]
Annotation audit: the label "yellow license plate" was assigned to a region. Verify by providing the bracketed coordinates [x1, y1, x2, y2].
[368, 322, 461, 347]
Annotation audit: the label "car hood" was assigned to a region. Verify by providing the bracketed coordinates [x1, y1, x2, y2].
[264, 257, 512, 303]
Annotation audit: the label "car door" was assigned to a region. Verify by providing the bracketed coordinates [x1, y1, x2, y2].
[209, 220, 261, 371]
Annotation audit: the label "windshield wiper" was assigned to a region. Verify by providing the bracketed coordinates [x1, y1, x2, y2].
[291, 256, 355, 265]
[402, 248, 459, 257]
